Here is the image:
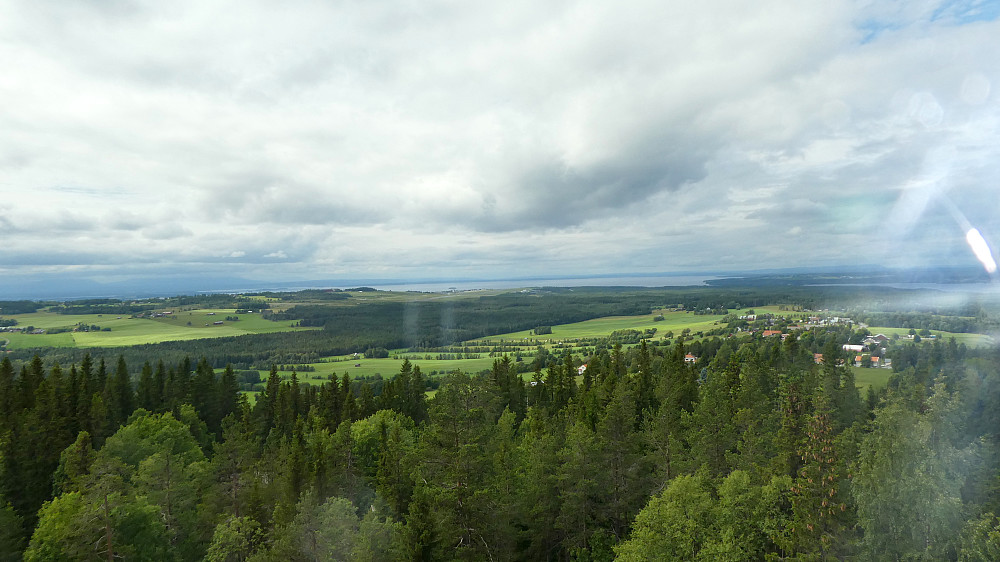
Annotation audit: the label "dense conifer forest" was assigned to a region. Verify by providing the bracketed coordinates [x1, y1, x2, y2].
[1, 287, 999, 560]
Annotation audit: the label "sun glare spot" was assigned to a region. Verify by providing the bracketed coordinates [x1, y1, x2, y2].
[965, 228, 997, 273]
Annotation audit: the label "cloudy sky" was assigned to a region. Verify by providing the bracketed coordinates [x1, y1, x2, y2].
[2, 0, 1000, 294]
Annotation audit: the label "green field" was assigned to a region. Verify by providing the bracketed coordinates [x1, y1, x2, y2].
[0, 309, 310, 349]
[255, 355, 499, 386]
[255, 309, 733, 386]
[864, 326, 994, 348]
[734, 305, 811, 319]
[851, 365, 892, 390]
[478, 309, 725, 343]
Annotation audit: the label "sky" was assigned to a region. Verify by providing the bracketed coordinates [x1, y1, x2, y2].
[2, 0, 1000, 296]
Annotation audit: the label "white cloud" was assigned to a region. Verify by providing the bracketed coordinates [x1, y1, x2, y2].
[1, 0, 999, 288]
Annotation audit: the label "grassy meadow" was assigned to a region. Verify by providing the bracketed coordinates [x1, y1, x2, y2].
[263, 355, 500, 385]
[863, 326, 994, 347]
[252, 309, 737, 388]
[1, 309, 310, 349]
[851, 365, 892, 390]
[476, 309, 726, 343]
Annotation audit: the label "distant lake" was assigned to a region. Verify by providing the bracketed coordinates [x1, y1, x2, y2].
[808, 282, 1000, 294]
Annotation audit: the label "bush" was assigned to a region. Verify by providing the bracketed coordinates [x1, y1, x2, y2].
[238, 370, 262, 384]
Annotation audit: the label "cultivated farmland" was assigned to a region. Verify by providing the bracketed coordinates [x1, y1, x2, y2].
[0, 309, 310, 349]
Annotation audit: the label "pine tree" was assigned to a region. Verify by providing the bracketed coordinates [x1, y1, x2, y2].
[95, 357, 108, 400]
[212, 400, 258, 519]
[255, 366, 281, 441]
[686, 360, 740, 477]
[52, 431, 94, 495]
[409, 365, 429, 424]
[376, 422, 414, 519]
[357, 382, 377, 419]
[217, 365, 239, 435]
[137, 361, 156, 412]
[317, 376, 342, 431]
[153, 360, 166, 412]
[785, 389, 847, 558]
[341, 380, 358, 424]
[635, 340, 656, 424]
[0, 357, 13, 426]
[105, 356, 134, 429]
[190, 357, 218, 431]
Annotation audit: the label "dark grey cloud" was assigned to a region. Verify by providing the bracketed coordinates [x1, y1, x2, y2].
[480, 138, 711, 231]
[204, 171, 389, 226]
[0, 250, 153, 267]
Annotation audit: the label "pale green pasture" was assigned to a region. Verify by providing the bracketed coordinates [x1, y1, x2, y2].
[2, 311, 141, 348]
[240, 387, 438, 407]
[153, 309, 303, 334]
[2, 331, 76, 349]
[480, 310, 725, 342]
[269, 355, 499, 385]
[1, 309, 309, 349]
[865, 326, 994, 348]
[851, 366, 892, 390]
[733, 306, 811, 319]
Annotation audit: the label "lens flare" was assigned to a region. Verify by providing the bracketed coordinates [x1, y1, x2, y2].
[965, 228, 997, 274]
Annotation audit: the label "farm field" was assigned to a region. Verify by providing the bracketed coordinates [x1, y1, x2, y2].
[256, 355, 500, 386]
[251, 309, 735, 387]
[476, 309, 726, 343]
[0, 309, 310, 349]
[863, 326, 995, 347]
[732, 305, 811, 319]
[851, 365, 892, 390]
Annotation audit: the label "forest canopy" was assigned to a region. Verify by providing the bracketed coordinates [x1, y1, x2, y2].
[1, 285, 999, 560]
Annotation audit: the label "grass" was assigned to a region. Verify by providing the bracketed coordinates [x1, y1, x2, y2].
[0, 309, 311, 349]
[864, 326, 994, 348]
[851, 366, 892, 391]
[255, 355, 500, 386]
[733, 305, 811, 319]
[478, 309, 725, 343]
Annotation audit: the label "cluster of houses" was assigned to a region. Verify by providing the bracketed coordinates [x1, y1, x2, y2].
[842, 334, 892, 368]
[131, 310, 174, 319]
[802, 316, 855, 328]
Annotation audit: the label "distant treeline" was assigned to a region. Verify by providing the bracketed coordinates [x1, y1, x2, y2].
[4, 331, 340, 371]
[49, 295, 274, 315]
[0, 301, 45, 315]
[268, 287, 818, 347]
[849, 309, 996, 333]
[9, 285, 995, 371]
[706, 267, 993, 286]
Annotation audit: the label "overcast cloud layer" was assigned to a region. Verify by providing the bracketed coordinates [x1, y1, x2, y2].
[2, 0, 1000, 292]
